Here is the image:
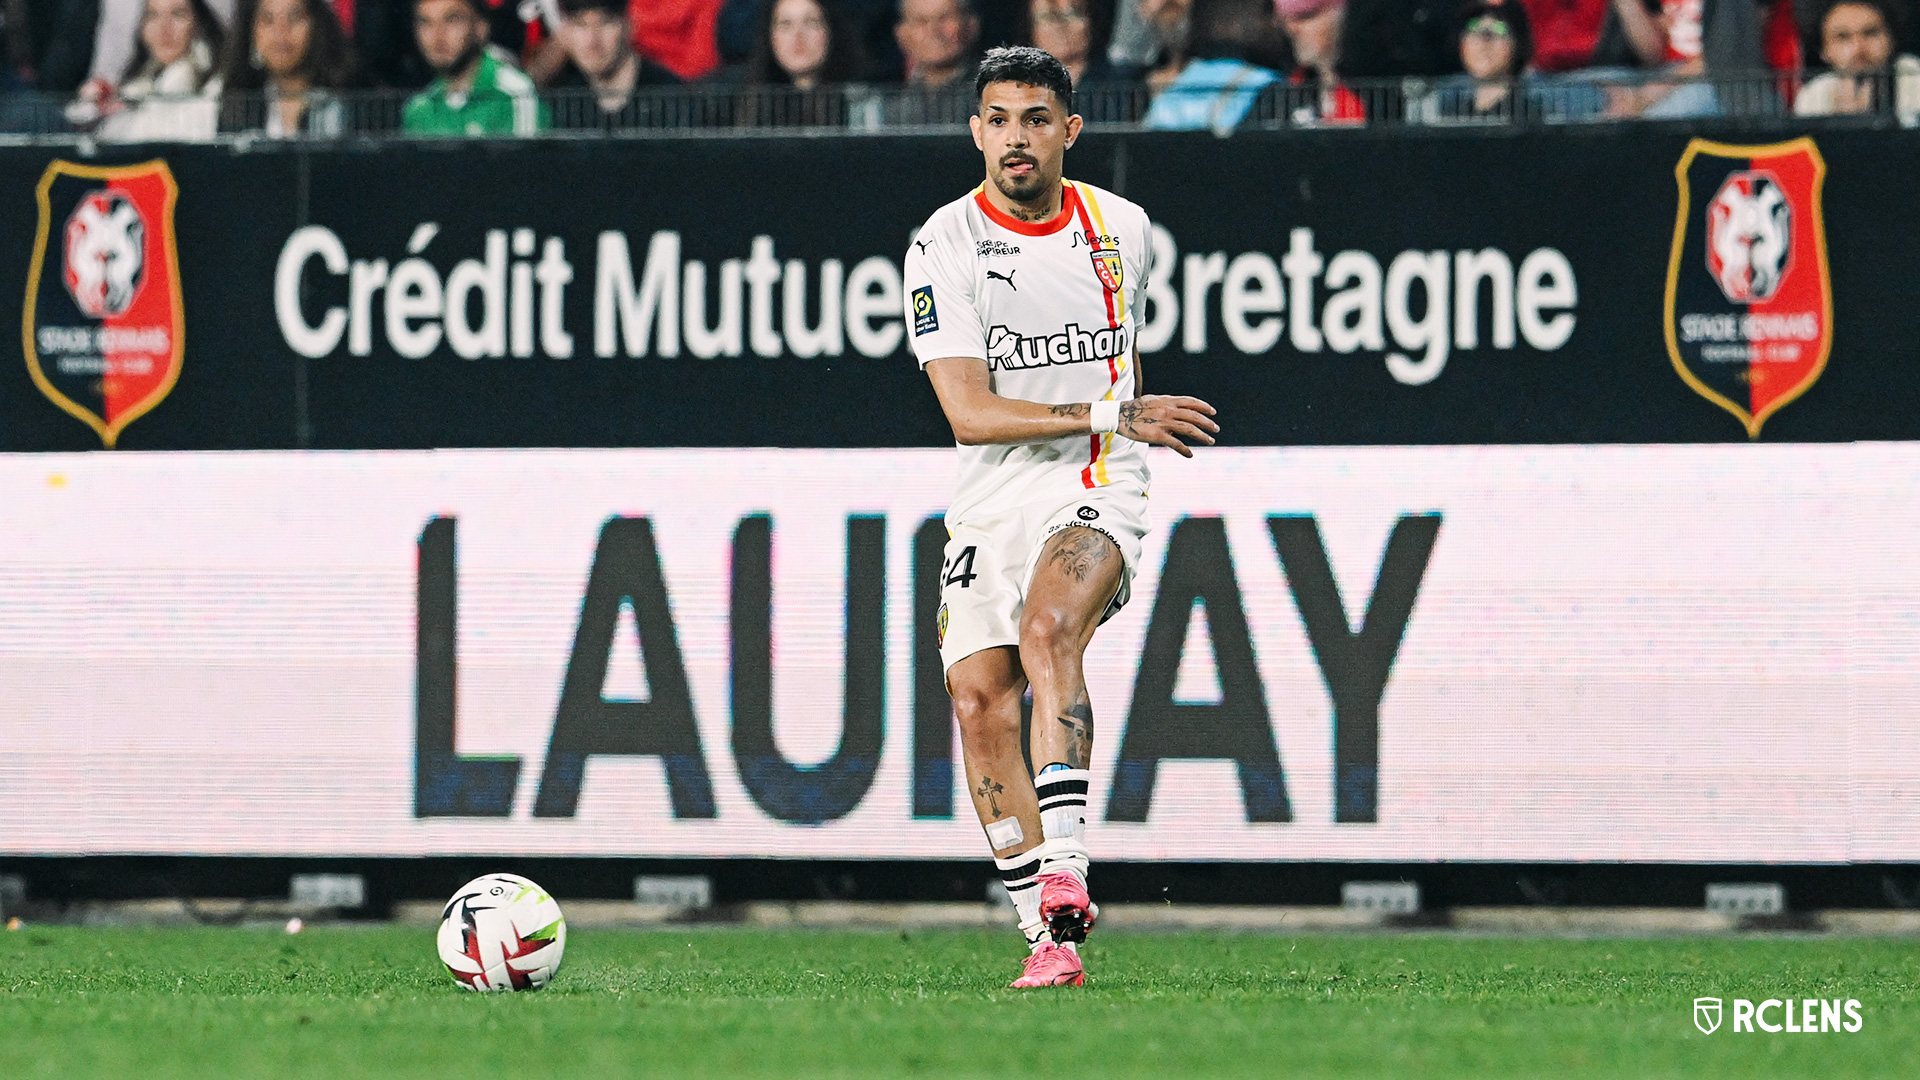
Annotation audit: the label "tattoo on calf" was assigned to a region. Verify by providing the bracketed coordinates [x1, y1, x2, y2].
[1055, 697, 1094, 769]
[976, 775, 1005, 818]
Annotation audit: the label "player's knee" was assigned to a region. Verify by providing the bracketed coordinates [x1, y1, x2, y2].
[1019, 606, 1087, 661]
[956, 708, 1020, 765]
[951, 685, 1018, 744]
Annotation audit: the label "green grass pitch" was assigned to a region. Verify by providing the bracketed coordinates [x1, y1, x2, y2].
[0, 925, 1913, 1078]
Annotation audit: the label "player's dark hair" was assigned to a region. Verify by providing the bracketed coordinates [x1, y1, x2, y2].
[975, 45, 1074, 114]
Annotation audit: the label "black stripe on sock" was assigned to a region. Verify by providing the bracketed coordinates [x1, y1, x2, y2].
[999, 860, 1042, 882]
[1004, 879, 1039, 893]
[1035, 779, 1090, 800]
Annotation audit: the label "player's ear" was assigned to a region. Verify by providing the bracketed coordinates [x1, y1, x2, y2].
[970, 113, 984, 149]
[1064, 113, 1084, 148]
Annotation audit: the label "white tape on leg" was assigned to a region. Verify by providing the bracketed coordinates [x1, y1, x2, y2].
[985, 817, 1024, 850]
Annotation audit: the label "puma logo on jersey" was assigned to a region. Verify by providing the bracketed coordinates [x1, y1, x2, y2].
[985, 322, 1132, 371]
[986, 269, 1017, 290]
[913, 239, 932, 254]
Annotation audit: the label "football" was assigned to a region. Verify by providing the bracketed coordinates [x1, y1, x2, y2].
[436, 873, 567, 992]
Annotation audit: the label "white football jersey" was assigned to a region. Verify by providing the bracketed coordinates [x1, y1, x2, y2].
[905, 179, 1153, 525]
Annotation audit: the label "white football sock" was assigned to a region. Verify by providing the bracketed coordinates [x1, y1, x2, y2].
[1034, 765, 1092, 881]
[995, 850, 1046, 950]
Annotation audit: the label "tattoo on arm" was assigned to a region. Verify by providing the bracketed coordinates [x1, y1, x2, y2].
[1054, 696, 1094, 770]
[975, 775, 1005, 818]
[1049, 402, 1090, 418]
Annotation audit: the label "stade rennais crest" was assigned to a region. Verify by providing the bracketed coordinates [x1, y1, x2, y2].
[1665, 137, 1832, 439]
[22, 159, 184, 448]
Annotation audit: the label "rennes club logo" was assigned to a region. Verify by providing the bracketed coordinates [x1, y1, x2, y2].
[22, 159, 184, 448]
[1706, 173, 1790, 304]
[64, 189, 147, 318]
[1664, 138, 1831, 440]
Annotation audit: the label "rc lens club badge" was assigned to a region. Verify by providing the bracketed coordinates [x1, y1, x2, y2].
[1665, 138, 1831, 439]
[1090, 247, 1122, 293]
[23, 159, 185, 448]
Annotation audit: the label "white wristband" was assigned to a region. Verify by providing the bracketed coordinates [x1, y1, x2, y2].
[1089, 399, 1121, 435]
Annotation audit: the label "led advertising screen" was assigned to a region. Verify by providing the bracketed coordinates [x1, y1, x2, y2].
[1, 445, 1913, 861]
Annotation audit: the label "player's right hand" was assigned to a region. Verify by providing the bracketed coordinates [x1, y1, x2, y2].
[1117, 396, 1218, 458]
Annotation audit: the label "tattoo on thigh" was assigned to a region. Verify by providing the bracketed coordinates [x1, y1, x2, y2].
[1054, 695, 1094, 769]
[975, 775, 1005, 818]
[1047, 528, 1113, 584]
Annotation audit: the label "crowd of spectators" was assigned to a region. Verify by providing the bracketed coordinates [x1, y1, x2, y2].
[0, 0, 1914, 136]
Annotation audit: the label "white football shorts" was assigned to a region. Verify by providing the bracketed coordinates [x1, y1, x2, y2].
[936, 484, 1148, 675]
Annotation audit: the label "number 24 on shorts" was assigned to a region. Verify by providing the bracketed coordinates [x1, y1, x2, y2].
[942, 545, 978, 589]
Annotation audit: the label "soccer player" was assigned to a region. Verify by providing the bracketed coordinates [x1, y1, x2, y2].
[904, 45, 1219, 988]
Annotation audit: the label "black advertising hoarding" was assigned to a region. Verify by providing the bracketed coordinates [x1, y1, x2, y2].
[1, 128, 1916, 452]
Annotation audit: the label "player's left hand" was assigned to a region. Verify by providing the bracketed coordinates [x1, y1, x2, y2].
[1118, 396, 1218, 458]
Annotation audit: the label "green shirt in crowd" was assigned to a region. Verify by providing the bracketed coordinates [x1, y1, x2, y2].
[403, 50, 546, 137]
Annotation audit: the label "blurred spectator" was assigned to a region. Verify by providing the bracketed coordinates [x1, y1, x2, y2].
[1794, 0, 1919, 119]
[1142, 0, 1282, 129]
[1026, 0, 1142, 117]
[734, 0, 866, 124]
[546, 0, 677, 126]
[1022, 0, 1123, 82]
[1413, 0, 1529, 118]
[1599, 0, 1713, 114]
[718, 0, 901, 79]
[1135, 0, 1192, 89]
[737, 0, 867, 125]
[750, 0, 864, 85]
[1584, 0, 1787, 117]
[1278, 0, 1365, 120]
[358, 0, 529, 88]
[896, 0, 979, 85]
[404, 0, 544, 133]
[87, 0, 234, 91]
[219, 0, 356, 134]
[67, 0, 223, 139]
[517, 0, 719, 84]
[878, 0, 979, 121]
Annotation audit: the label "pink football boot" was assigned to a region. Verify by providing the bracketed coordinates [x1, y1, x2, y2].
[1010, 942, 1085, 988]
[1037, 871, 1099, 944]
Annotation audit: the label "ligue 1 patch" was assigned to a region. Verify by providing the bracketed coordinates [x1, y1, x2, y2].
[23, 159, 185, 448]
[1089, 247, 1123, 293]
[912, 285, 939, 336]
[1665, 138, 1831, 439]
[936, 602, 949, 647]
